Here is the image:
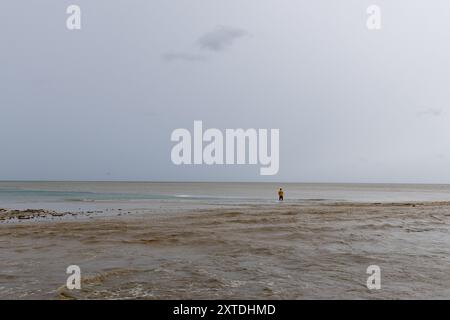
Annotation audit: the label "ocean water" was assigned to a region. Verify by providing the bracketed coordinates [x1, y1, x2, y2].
[2, 199, 450, 299]
[2, 182, 450, 299]
[1, 181, 450, 211]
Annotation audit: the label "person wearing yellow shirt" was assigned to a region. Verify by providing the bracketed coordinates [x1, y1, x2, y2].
[278, 188, 284, 201]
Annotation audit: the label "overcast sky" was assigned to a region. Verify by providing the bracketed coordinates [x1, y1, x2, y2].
[1, 0, 450, 183]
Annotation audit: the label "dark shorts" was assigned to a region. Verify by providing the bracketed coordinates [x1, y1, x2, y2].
[279, 195, 283, 201]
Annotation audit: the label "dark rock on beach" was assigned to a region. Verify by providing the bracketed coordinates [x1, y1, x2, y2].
[0, 208, 71, 221]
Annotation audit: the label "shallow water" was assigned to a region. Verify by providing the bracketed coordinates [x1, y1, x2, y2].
[1, 201, 450, 299]
[2, 181, 450, 211]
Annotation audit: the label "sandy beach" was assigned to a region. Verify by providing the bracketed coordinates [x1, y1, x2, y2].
[1, 200, 450, 299]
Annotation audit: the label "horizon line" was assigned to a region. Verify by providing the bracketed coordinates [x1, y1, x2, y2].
[1, 180, 450, 186]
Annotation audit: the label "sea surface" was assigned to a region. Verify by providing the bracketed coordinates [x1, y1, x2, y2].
[2, 182, 450, 299]
[1, 181, 450, 211]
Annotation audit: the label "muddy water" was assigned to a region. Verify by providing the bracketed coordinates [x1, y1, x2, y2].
[1, 202, 450, 299]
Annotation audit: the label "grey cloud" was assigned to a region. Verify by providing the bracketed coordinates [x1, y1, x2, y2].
[198, 26, 248, 52]
[417, 108, 443, 117]
[162, 52, 207, 62]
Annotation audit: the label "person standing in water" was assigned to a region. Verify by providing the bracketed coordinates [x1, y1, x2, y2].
[278, 188, 284, 201]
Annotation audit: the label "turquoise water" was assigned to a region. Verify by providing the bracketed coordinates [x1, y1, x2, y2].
[0, 188, 168, 201]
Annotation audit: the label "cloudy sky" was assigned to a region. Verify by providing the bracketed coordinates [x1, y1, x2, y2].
[1, 0, 450, 183]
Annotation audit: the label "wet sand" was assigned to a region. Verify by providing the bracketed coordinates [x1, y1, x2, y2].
[1, 201, 450, 299]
